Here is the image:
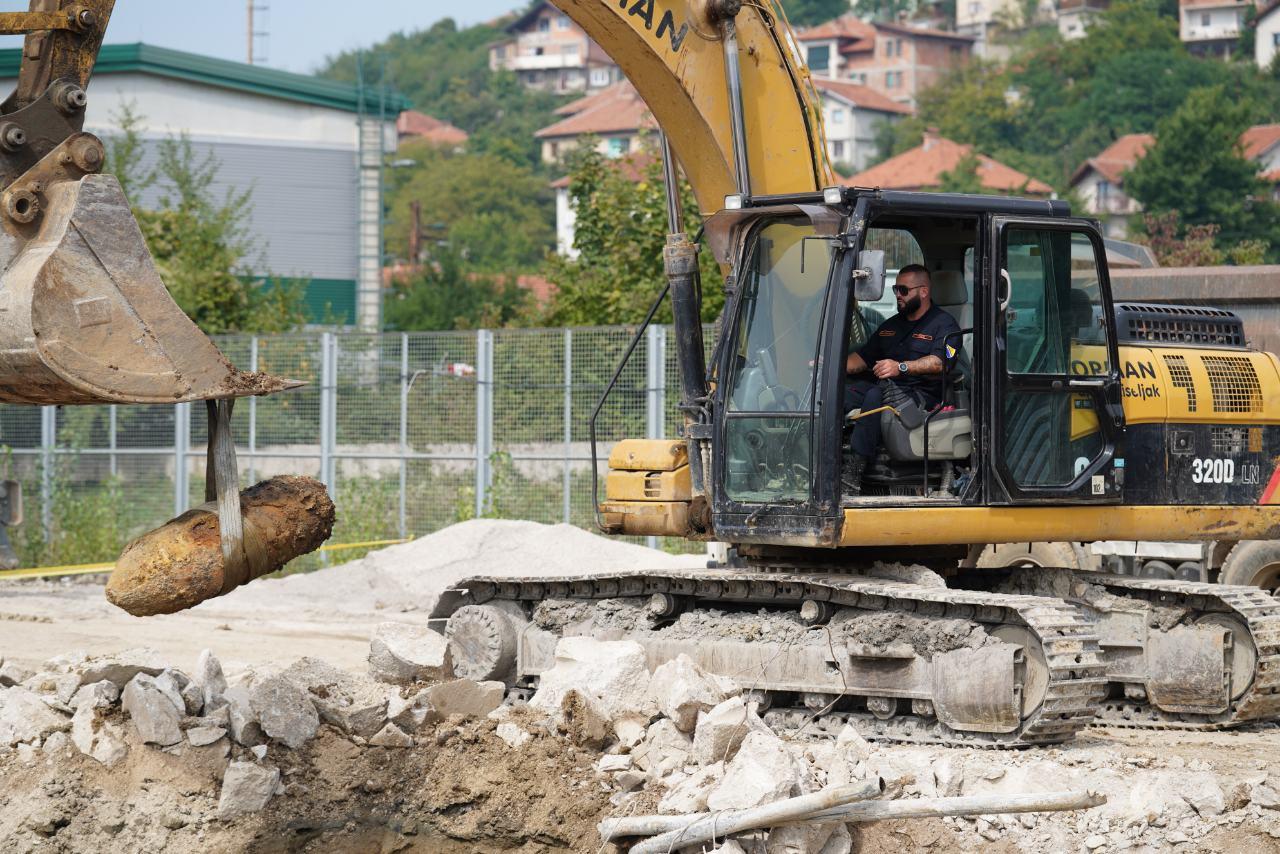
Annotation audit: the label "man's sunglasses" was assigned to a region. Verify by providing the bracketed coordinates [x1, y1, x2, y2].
[892, 284, 925, 296]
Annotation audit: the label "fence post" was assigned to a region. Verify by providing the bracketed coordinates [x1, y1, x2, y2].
[399, 332, 409, 540]
[562, 328, 572, 524]
[645, 325, 667, 549]
[319, 332, 335, 490]
[474, 329, 493, 518]
[39, 405, 54, 538]
[173, 402, 189, 517]
[247, 335, 258, 485]
[108, 404, 117, 479]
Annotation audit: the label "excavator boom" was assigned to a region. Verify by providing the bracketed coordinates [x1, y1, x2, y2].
[551, 0, 831, 211]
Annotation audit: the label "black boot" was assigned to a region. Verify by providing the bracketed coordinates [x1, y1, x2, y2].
[841, 453, 868, 502]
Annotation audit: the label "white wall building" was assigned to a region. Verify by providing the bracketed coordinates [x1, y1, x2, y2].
[0, 43, 404, 330]
[813, 79, 913, 173]
[1180, 0, 1253, 57]
[1257, 0, 1280, 69]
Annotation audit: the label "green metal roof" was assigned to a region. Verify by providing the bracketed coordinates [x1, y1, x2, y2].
[0, 43, 410, 114]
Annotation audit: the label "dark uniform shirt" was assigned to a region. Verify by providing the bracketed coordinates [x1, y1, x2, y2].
[855, 304, 960, 403]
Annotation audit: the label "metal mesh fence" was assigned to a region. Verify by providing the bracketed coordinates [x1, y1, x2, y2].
[0, 325, 711, 569]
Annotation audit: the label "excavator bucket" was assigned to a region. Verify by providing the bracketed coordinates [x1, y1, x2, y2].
[0, 150, 296, 404]
[0, 0, 295, 406]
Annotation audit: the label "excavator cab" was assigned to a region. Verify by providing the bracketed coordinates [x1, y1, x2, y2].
[0, 1, 292, 406]
[704, 189, 1128, 548]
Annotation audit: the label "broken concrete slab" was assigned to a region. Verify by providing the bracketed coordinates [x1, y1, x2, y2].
[633, 718, 692, 778]
[706, 730, 802, 811]
[0, 687, 73, 749]
[386, 689, 433, 733]
[691, 695, 770, 767]
[70, 648, 168, 693]
[0, 661, 28, 688]
[368, 622, 454, 685]
[69, 680, 120, 711]
[658, 761, 724, 814]
[248, 673, 319, 749]
[223, 686, 266, 747]
[187, 726, 227, 747]
[121, 674, 184, 746]
[369, 722, 414, 748]
[196, 649, 228, 711]
[528, 637, 656, 732]
[496, 721, 532, 749]
[217, 761, 281, 819]
[766, 822, 836, 854]
[424, 679, 505, 719]
[282, 657, 388, 739]
[649, 654, 736, 733]
[597, 753, 632, 773]
[154, 670, 194, 717]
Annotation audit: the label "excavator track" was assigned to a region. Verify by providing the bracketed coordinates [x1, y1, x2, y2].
[430, 570, 1109, 748]
[964, 568, 1280, 731]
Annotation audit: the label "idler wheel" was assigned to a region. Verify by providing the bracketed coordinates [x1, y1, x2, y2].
[1195, 613, 1256, 701]
[445, 604, 518, 683]
[991, 625, 1049, 718]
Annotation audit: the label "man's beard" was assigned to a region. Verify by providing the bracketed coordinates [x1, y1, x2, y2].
[900, 294, 922, 316]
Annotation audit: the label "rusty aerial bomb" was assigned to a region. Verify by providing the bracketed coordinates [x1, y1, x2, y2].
[106, 475, 336, 617]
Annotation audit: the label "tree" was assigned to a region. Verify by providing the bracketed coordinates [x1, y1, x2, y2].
[383, 250, 530, 331]
[106, 106, 305, 334]
[321, 18, 567, 169]
[384, 140, 555, 273]
[938, 151, 986, 194]
[544, 143, 724, 327]
[782, 0, 851, 26]
[1125, 86, 1278, 255]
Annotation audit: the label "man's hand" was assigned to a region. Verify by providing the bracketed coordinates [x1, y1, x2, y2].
[872, 359, 900, 380]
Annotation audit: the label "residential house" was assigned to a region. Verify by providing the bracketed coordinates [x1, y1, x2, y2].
[396, 110, 467, 149]
[1068, 133, 1154, 238]
[551, 153, 654, 257]
[812, 78, 913, 172]
[845, 131, 1053, 195]
[797, 15, 973, 107]
[1057, 0, 1111, 39]
[488, 1, 623, 94]
[1071, 124, 1280, 232]
[1242, 123, 1280, 199]
[1179, 0, 1255, 57]
[1257, 0, 1280, 69]
[534, 81, 654, 164]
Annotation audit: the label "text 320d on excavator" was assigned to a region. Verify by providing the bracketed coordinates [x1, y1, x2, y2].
[432, 0, 1280, 747]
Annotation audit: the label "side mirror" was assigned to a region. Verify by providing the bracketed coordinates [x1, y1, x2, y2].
[854, 250, 885, 301]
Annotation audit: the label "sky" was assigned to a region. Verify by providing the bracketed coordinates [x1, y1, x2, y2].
[0, 1, 524, 75]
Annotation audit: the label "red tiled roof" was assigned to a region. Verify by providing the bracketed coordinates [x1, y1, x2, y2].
[396, 111, 468, 146]
[845, 133, 1052, 195]
[535, 81, 654, 139]
[1241, 124, 1280, 161]
[554, 80, 630, 116]
[1070, 133, 1154, 185]
[813, 78, 914, 115]
[550, 152, 656, 189]
[875, 21, 976, 42]
[796, 14, 876, 42]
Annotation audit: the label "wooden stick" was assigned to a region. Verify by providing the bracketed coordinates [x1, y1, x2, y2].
[601, 788, 1105, 842]
[611, 781, 881, 854]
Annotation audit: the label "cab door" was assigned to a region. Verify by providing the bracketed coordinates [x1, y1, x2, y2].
[986, 217, 1126, 504]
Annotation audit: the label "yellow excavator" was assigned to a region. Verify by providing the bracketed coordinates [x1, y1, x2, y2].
[432, 0, 1280, 746]
[6, 1, 1277, 746]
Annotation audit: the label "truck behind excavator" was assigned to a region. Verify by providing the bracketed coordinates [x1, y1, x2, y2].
[1, 0, 1277, 747]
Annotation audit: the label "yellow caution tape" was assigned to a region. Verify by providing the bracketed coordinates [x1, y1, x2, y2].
[0, 537, 411, 581]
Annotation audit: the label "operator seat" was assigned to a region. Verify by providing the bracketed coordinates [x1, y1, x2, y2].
[880, 269, 973, 462]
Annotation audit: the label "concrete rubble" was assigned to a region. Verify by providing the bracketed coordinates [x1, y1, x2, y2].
[368, 621, 454, 685]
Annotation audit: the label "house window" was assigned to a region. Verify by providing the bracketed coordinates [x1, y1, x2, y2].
[1201, 13, 1210, 26]
[562, 44, 579, 56]
[495, 45, 506, 60]
[1274, 32, 1280, 47]
[539, 16, 551, 32]
[831, 107, 845, 123]
[886, 71, 900, 88]
[832, 140, 846, 159]
[1097, 180, 1110, 211]
[950, 45, 961, 58]
[590, 66, 611, 87]
[968, 1, 980, 15]
[606, 137, 629, 157]
[558, 15, 570, 29]
[535, 46, 544, 56]
[808, 44, 830, 72]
